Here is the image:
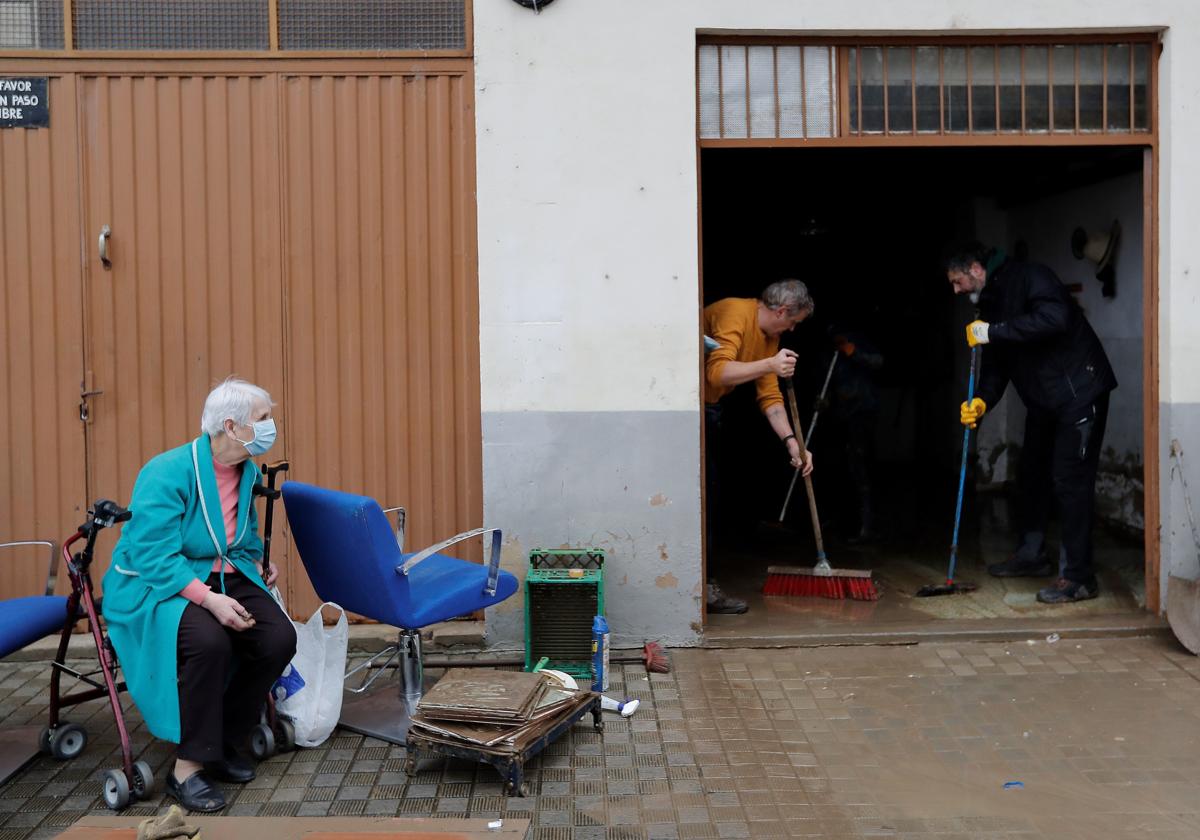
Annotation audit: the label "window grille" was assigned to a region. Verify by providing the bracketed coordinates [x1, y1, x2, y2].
[72, 1, 268, 50]
[698, 44, 838, 140]
[846, 42, 1151, 136]
[2, 0, 467, 52]
[278, 0, 465, 51]
[0, 0, 63, 49]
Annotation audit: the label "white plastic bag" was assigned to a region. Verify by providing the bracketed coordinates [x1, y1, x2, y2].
[271, 602, 347, 747]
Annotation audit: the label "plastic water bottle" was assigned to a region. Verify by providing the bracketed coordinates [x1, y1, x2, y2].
[591, 615, 610, 691]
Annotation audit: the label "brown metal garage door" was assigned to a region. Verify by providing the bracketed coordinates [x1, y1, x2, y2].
[280, 69, 482, 615]
[0, 60, 481, 618]
[0, 74, 86, 599]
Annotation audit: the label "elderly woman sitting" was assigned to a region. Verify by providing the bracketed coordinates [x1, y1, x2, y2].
[102, 378, 297, 812]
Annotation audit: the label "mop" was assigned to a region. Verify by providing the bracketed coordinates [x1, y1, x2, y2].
[763, 375, 879, 601]
[916, 345, 980, 597]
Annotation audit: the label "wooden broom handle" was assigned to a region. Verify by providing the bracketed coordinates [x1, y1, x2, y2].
[784, 381, 811, 467]
[785, 377, 826, 556]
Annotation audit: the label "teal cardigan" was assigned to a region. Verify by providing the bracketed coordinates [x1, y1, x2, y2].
[101, 434, 268, 744]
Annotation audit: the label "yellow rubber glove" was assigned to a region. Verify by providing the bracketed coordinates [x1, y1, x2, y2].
[965, 320, 990, 347]
[960, 397, 987, 429]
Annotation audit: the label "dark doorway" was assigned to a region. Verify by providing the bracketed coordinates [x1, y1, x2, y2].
[700, 146, 1148, 635]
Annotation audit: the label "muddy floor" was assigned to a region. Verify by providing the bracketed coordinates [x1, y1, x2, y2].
[706, 476, 1146, 640]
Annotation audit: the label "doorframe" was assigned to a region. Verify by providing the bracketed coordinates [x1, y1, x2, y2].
[696, 34, 1162, 614]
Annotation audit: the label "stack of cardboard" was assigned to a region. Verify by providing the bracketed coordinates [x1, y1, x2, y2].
[411, 669, 595, 755]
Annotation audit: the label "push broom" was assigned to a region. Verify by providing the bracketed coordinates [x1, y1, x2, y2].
[763, 375, 879, 601]
[915, 345, 980, 597]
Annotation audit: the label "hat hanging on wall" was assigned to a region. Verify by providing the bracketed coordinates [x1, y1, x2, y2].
[1071, 220, 1120, 299]
[511, 0, 556, 11]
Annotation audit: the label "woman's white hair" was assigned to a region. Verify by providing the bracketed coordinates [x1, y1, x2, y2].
[200, 377, 274, 437]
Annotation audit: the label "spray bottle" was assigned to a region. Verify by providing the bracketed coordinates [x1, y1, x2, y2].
[590, 615, 610, 692]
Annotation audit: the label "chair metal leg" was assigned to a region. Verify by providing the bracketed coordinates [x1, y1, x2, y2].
[398, 629, 424, 714]
[345, 644, 399, 694]
[337, 629, 427, 745]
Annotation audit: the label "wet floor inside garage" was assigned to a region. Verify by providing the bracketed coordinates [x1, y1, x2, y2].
[705, 476, 1151, 644]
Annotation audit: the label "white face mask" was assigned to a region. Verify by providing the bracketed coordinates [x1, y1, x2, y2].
[232, 418, 277, 457]
[969, 291, 981, 304]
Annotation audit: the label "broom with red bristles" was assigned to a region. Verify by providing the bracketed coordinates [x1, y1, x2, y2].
[762, 376, 878, 601]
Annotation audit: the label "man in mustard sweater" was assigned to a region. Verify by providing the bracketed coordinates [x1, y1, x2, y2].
[703, 279, 815, 613]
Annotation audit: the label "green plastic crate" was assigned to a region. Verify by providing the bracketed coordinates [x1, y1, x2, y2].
[524, 549, 605, 678]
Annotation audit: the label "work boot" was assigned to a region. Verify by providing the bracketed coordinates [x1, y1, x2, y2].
[706, 582, 748, 615]
[987, 551, 1054, 578]
[1036, 577, 1099, 604]
[988, 534, 1054, 577]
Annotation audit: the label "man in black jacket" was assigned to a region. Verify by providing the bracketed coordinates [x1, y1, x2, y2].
[945, 243, 1117, 603]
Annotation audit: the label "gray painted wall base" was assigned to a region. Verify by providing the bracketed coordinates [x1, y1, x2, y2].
[483, 410, 703, 649]
[1165, 404, 1200, 590]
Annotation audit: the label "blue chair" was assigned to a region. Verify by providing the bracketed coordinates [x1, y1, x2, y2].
[280, 481, 518, 744]
[0, 541, 68, 658]
[0, 540, 69, 785]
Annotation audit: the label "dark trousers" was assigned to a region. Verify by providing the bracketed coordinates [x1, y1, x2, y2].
[1017, 392, 1110, 585]
[843, 412, 877, 533]
[176, 571, 297, 762]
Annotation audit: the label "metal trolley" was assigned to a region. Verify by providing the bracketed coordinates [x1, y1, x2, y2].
[45, 499, 153, 810]
[404, 691, 603, 797]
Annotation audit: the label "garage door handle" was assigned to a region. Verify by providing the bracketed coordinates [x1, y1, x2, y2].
[99, 225, 112, 270]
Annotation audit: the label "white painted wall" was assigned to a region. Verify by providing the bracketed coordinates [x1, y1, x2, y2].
[474, 0, 1200, 625]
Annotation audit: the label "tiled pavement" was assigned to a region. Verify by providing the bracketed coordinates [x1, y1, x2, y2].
[3, 636, 1200, 839]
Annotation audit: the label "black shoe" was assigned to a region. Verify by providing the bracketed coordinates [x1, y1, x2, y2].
[203, 755, 256, 784]
[706, 582, 748, 615]
[987, 553, 1055, 578]
[1037, 578, 1099, 604]
[166, 770, 226, 812]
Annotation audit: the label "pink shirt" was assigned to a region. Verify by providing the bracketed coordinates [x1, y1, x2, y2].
[179, 458, 243, 605]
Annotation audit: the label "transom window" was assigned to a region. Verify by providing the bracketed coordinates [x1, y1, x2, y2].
[698, 36, 1156, 144]
[846, 43, 1151, 136]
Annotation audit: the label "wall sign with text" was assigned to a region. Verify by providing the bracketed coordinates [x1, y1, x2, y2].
[0, 78, 49, 128]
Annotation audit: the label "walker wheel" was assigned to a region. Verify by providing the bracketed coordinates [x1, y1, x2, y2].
[275, 718, 296, 753]
[49, 723, 88, 760]
[505, 780, 529, 797]
[250, 723, 276, 760]
[131, 760, 156, 799]
[402, 756, 417, 776]
[593, 719, 605, 734]
[102, 768, 131, 810]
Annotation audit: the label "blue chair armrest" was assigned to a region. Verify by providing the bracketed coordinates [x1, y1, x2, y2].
[395, 528, 504, 596]
[0, 540, 58, 597]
